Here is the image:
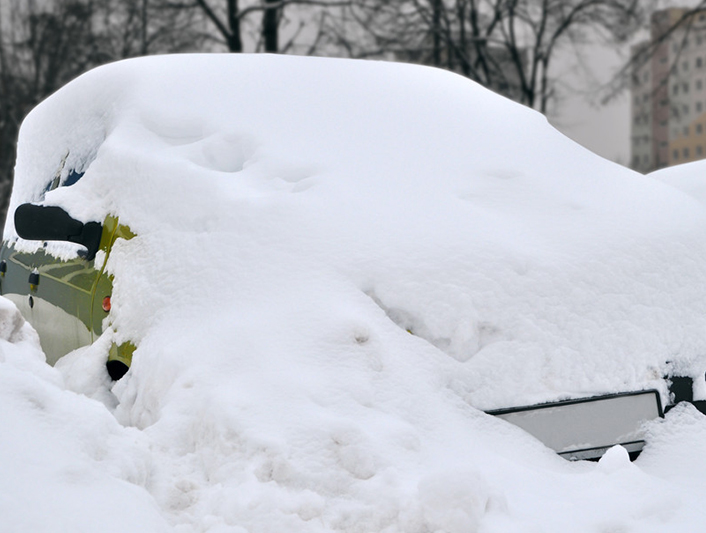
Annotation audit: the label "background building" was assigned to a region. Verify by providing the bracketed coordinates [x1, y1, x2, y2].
[631, 8, 706, 173]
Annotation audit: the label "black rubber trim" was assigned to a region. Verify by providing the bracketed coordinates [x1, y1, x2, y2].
[486, 389, 664, 418]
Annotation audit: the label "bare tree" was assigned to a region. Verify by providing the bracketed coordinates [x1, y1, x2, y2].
[608, 2, 706, 102]
[94, 0, 205, 58]
[325, 0, 652, 113]
[185, 0, 349, 53]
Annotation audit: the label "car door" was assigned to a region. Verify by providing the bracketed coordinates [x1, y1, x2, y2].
[0, 212, 129, 366]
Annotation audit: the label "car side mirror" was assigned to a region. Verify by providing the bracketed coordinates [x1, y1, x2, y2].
[14, 203, 102, 261]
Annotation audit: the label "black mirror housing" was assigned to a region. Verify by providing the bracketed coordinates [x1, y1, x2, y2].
[14, 203, 102, 261]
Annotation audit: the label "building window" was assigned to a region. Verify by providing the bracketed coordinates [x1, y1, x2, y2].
[673, 84, 679, 95]
[660, 140, 668, 147]
[674, 149, 680, 160]
[661, 56, 668, 64]
[698, 102, 704, 112]
[698, 123, 704, 134]
[699, 57, 704, 68]
[684, 104, 690, 114]
[643, 93, 649, 102]
[684, 61, 690, 71]
[660, 120, 667, 127]
[698, 145, 704, 156]
[698, 80, 704, 90]
[684, 82, 690, 93]
[684, 147, 690, 158]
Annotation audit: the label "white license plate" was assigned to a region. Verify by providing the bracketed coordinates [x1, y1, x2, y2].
[487, 390, 664, 461]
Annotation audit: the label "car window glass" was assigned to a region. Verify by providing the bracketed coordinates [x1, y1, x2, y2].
[63, 169, 84, 187]
[42, 169, 84, 197]
[43, 175, 60, 195]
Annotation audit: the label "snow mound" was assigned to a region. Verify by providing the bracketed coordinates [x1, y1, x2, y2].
[650, 160, 706, 206]
[5, 54, 706, 530]
[0, 299, 170, 532]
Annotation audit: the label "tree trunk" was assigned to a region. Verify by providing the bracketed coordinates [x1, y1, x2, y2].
[431, 0, 442, 66]
[263, 1, 279, 52]
[227, 0, 243, 52]
[140, 0, 149, 55]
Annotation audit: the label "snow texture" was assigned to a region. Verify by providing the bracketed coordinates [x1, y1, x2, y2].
[3, 54, 706, 531]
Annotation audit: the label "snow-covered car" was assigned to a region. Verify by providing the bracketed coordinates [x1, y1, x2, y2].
[3, 54, 706, 463]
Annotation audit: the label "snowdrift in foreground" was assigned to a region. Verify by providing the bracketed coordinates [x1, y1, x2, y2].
[4, 54, 706, 531]
[0, 301, 170, 532]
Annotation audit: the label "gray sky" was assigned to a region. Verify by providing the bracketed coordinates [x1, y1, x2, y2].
[546, 42, 632, 166]
[551, 97, 630, 165]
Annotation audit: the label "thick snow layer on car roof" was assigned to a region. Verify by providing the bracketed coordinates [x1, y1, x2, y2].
[6, 54, 706, 530]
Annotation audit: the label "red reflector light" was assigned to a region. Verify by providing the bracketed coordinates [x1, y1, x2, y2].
[102, 296, 111, 312]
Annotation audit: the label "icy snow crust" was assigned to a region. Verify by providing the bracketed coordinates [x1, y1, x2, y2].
[5, 54, 706, 530]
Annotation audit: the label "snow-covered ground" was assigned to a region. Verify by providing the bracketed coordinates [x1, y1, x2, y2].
[3, 54, 706, 531]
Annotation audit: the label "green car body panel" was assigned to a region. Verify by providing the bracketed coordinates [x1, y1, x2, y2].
[0, 214, 135, 376]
